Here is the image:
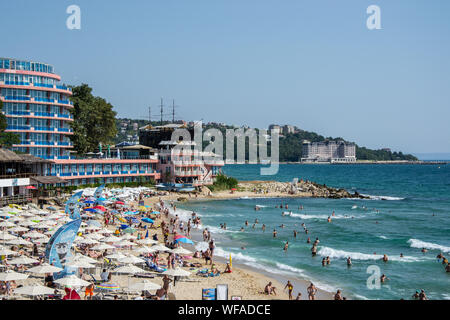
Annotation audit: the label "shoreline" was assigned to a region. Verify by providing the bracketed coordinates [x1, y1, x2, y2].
[146, 193, 337, 300]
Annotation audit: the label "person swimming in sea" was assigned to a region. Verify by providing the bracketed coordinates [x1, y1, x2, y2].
[293, 230, 297, 238]
[347, 257, 352, 266]
[273, 229, 277, 238]
[262, 224, 266, 232]
[311, 244, 317, 256]
[284, 241, 289, 252]
[279, 224, 285, 228]
[380, 274, 389, 283]
[382, 254, 389, 262]
[245, 220, 249, 226]
[240, 227, 244, 232]
[306, 237, 311, 244]
[322, 258, 326, 266]
[327, 216, 332, 223]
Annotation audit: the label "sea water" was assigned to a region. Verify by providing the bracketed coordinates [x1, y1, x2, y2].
[177, 164, 450, 300]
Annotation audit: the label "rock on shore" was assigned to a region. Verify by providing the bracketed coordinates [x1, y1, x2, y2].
[238, 180, 369, 199]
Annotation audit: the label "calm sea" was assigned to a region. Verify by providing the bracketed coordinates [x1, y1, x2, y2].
[177, 164, 450, 300]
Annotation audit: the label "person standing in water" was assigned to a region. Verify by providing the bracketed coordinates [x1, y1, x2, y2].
[284, 241, 289, 252]
[273, 229, 277, 238]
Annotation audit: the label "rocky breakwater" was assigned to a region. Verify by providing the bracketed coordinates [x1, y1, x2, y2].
[238, 180, 369, 199]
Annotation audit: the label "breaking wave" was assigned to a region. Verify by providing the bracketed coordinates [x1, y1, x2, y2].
[407, 239, 450, 253]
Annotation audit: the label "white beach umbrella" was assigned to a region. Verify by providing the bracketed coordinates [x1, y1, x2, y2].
[162, 267, 191, 277]
[92, 243, 115, 250]
[137, 238, 158, 245]
[85, 233, 104, 240]
[0, 233, 18, 241]
[8, 256, 40, 265]
[6, 238, 33, 246]
[9, 226, 29, 232]
[71, 254, 99, 265]
[7, 216, 24, 222]
[134, 246, 155, 254]
[171, 247, 192, 255]
[31, 236, 49, 244]
[84, 225, 101, 231]
[117, 240, 136, 247]
[54, 274, 91, 287]
[0, 270, 29, 281]
[120, 234, 137, 240]
[102, 236, 120, 243]
[0, 248, 19, 256]
[150, 244, 171, 252]
[22, 231, 46, 238]
[65, 260, 96, 269]
[113, 264, 146, 274]
[118, 255, 145, 264]
[18, 220, 37, 227]
[26, 263, 63, 274]
[0, 220, 15, 227]
[76, 238, 99, 245]
[98, 228, 113, 234]
[0, 212, 11, 217]
[105, 252, 126, 260]
[128, 280, 161, 292]
[14, 284, 56, 296]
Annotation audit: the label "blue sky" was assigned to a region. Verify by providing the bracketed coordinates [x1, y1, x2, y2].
[2, 0, 449, 154]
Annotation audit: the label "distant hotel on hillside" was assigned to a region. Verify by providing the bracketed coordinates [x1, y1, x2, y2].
[301, 140, 356, 163]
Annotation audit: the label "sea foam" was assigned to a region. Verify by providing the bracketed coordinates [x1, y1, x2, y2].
[407, 239, 450, 253]
[317, 246, 422, 262]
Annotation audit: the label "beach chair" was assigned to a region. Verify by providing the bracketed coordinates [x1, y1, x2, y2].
[89, 274, 103, 285]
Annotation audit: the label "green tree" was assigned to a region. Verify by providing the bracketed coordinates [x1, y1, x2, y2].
[0, 100, 21, 148]
[69, 84, 118, 154]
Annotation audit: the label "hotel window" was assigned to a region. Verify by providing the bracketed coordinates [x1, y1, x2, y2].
[79, 164, 85, 173]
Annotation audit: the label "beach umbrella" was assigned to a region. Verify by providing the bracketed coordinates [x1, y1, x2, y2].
[134, 246, 154, 254]
[105, 252, 126, 260]
[14, 284, 56, 296]
[84, 208, 96, 212]
[0, 220, 15, 227]
[150, 244, 171, 252]
[113, 264, 146, 274]
[118, 255, 145, 264]
[150, 211, 160, 215]
[6, 238, 33, 246]
[25, 186, 37, 190]
[65, 260, 96, 269]
[54, 274, 91, 287]
[93, 206, 106, 212]
[0, 212, 10, 218]
[95, 283, 120, 292]
[22, 231, 46, 238]
[174, 237, 194, 245]
[85, 233, 104, 240]
[120, 234, 136, 240]
[92, 243, 115, 250]
[102, 236, 121, 243]
[9, 226, 29, 232]
[71, 254, 99, 265]
[47, 206, 57, 211]
[117, 240, 136, 247]
[98, 228, 113, 234]
[86, 220, 102, 228]
[83, 200, 95, 204]
[84, 225, 101, 231]
[0, 247, 19, 256]
[9, 256, 40, 265]
[0, 270, 29, 281]
[162, 267, 191, 277]
[115, 201, 124, 205]
[124, 211, 137, 215]
[171, 247, 192, 255]
[137, 238, 158, 245]
[75, 238, 99, 245]
[128, 280, 161, 292]
[124, 216, 139, 224]
[26, 263, 63, 273]
[123, 228, 137, 234]
[141, 218, 154, 224]
[0, 233, 18, 241]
